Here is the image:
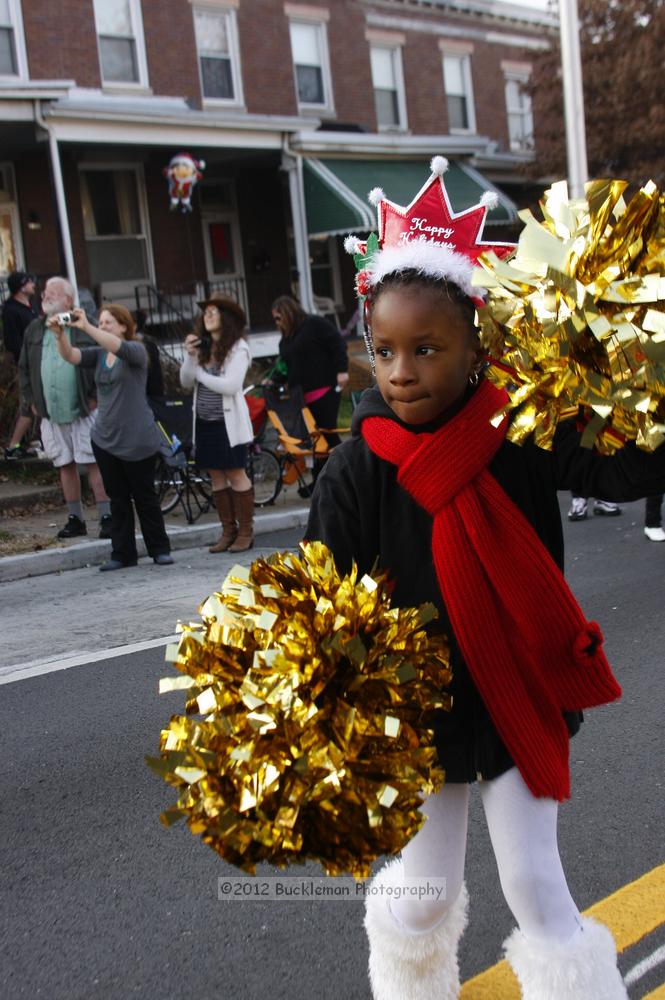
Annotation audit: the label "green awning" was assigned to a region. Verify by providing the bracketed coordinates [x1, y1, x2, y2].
[303, 157, 517, 237]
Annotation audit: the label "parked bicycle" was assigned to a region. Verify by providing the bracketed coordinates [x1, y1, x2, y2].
[152, 391, 283, 520]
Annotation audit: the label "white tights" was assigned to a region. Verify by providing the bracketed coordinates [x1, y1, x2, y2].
[391, 767, 583, 946]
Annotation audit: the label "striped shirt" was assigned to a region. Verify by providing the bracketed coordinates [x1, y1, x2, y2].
[196, 363, 226, 421]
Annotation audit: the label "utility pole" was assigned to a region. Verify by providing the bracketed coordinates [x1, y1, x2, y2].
[558, 0, 588, 197]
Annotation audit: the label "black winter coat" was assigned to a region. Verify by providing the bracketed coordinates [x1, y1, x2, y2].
[278, 315, 348, 393]
[2, 296, 38, 365]
[305, 385, 665, 784]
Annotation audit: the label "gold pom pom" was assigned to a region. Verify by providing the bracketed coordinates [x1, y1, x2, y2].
[478, 178, 665, 453]
[147, 542, 451, 878]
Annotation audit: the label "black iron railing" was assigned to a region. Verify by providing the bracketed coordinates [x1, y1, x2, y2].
[134, 278, 247, 358]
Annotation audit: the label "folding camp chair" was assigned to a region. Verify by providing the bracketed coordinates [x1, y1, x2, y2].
[261, 385, 349, 495]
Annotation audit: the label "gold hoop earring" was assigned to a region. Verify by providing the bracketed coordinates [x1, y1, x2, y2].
[468, 371, 480, 386]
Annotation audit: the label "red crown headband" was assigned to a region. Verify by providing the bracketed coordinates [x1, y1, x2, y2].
[345, 156, 516, 306]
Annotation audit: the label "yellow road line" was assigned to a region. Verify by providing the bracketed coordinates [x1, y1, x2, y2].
[460, 960, 519, 999]
[586, 864, 665, 952]
[461, 864, 665, 999]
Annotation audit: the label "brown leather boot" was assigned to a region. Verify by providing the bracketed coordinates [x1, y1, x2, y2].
[209, 488, 237, 553]
[228, 487, 254, 552]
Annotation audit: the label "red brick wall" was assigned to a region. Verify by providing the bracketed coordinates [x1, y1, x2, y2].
[23, 0, 100, 87]
[141, 0, 201, 104]
[472, 40, 532, 152]
[327, 3, 376, 130]
[401, 31, 448, 135]
[14, 151, 61, 280]
[237, 0, 298, 115]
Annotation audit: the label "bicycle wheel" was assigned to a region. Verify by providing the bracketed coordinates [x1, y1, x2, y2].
[154, 455, 183, 514]
[190, 465, 214, 510]
[249, 447, 282, 506]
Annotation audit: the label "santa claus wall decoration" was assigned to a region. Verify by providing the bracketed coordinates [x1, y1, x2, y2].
[164, 153, 206, 212]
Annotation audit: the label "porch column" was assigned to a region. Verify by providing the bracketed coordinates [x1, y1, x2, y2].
[39, 109, 79, 297]
[281, 148, 314, 312]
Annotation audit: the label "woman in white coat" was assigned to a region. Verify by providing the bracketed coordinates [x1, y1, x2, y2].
[179, 294, 254, 552]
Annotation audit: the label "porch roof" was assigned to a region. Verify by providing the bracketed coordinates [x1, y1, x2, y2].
[303, 157, 518, 238]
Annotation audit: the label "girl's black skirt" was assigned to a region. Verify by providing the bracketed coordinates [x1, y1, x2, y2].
[194, 418, 248, 470]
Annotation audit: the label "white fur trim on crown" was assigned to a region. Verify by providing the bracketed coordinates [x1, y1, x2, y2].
[344, 235, 362, 255]
[430, 156, 449, 176]
[368, 242, 482, 299]
[368, 187, 386, 206]
[480, 190, 499, 210]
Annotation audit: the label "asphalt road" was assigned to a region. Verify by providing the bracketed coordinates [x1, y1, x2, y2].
[1, 506, 664, 999]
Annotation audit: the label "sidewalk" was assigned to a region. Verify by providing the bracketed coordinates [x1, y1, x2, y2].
[1, 343, 372, 583]
[0, 463, 310, 583]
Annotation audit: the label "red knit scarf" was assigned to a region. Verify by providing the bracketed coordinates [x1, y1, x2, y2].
[362, 379, 621, 800]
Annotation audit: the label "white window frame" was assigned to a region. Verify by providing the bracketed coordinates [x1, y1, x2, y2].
[309, 234, 343, 309]
[439, 42, 476, 135]
[93, 0, 150, 91]
[78, 162, 155, 294]
[502, 61, 534, 153]
[192, 1, 244, 109]
[285, 5, 334, 115]
[0, 162, 25, 274]
[368, 42, 408, 133]
[0, 0, 28, 81]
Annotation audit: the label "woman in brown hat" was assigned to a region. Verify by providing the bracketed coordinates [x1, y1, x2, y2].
[179, 294, 254, 552]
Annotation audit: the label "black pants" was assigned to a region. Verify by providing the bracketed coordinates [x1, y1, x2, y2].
[92, 442, 170, 563]
[645, 494, 664, 528]
[308, 387, 342, 447]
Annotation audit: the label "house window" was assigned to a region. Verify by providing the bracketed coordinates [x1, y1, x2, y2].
[370, 45, 406, 130]
[289, 19, 332, 110]
[309, 236, 341, 306]
[93, 0, 148, 87]
[80, 167, 151, 286]
[194, 7, 243, 104]
[504, 69, 534, 152]
[0, 0, 26, 78]
[0, 0, 16, 75]
[442, 52, 475, 133]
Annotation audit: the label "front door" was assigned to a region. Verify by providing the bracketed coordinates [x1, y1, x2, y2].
[201, 211, 247, 318]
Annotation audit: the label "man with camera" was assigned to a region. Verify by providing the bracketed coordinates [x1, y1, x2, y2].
[18, 276, 111, 539]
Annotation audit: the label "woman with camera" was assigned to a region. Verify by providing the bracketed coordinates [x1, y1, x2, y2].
[48, 304, 173, 571]
[179, 294, 254, 553]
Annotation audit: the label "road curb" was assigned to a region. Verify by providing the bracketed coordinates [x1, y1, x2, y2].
[0, 485, 63, 513]
[0, 506, 310, 583]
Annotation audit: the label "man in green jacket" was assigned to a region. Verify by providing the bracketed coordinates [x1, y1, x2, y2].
[19, 276, 111, 539]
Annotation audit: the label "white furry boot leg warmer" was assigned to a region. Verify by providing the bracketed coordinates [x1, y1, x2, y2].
[504, 916, 627, 999]
[364, 857, 469, 1000]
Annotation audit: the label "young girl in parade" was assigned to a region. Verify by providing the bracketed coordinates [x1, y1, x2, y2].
[305, 159, 664, 999]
